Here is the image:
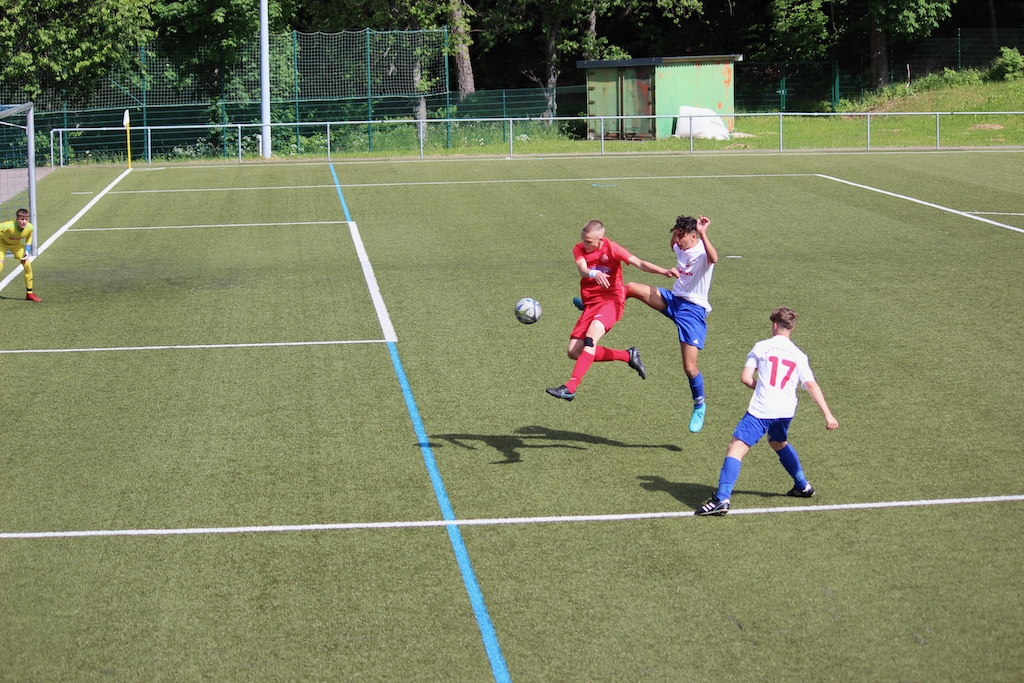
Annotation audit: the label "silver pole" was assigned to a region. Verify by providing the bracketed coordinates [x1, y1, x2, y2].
[327, 123, 331, 161]
[779, 113, 783, 151]
[259, 0, 271, 158]
[866, 113, 871, 150]
[26, 104, 37, 229]
[508, 119, 513, 157]
[600, 118, 605, 155]
[147, 127, 152, 164]
[935, 113, 940, 149]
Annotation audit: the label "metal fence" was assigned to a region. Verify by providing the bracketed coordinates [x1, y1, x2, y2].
[47, 110, 1024, 165]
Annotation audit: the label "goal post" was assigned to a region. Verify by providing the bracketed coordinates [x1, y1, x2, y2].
[0, 102, 36, 230]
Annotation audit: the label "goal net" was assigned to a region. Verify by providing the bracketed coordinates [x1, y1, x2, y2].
[0, 102, 36, 228]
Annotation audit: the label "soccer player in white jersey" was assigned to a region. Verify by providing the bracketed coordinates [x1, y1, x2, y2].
[697, 307, 839, 516]
[625, 214, 717, 432]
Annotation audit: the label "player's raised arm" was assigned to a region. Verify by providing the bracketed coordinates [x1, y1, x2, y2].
[696, 215, 719, 264]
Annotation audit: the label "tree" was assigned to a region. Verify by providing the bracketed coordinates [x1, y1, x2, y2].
[480, 0, 701, 116]
[0, 0, 155, 102]
[151, 0, 288, 96]
[866, 0, 957, 87]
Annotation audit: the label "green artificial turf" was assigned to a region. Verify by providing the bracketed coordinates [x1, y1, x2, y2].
[2, 151, 1022, 681]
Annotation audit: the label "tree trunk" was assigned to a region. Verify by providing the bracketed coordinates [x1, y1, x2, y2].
[543, 13, 560, 118]
[450, 1, 476, 100]
[583, 9, 597, 60]
[870, 18, 889, 89]
[988, 0, 998, 47]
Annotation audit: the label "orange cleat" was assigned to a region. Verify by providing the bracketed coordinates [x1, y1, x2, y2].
[26, 292, 41, 302]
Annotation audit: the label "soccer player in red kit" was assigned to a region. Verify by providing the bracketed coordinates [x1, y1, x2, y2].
[546, 219, 677, 401]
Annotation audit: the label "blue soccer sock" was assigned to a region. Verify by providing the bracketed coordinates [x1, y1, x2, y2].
[689, 372, 705, 406]
[715, 456, 742, 501]
[775, 444, 809, 489]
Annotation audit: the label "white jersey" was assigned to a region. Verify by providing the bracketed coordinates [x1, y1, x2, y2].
[745, 335, 816, 419]
[671, 240, 714, 312]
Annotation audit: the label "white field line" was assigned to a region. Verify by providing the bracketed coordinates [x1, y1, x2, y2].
[817, 174, 1024, 234]
[69, 220, 350, 232]
[0, 339, 387, 355]
[348, 221, 397, 342]
[3, 494, 1022, 540]
[106, 173, 814, 195]
[966, 211, 1024, 216]
[0, 168, 133, 293]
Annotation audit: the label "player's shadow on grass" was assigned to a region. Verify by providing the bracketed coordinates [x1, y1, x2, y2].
[638, 475, 787, 509]
[428, 425, 682, 465]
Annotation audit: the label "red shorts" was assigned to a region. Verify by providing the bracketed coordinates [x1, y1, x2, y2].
[571, 299, 624, 339]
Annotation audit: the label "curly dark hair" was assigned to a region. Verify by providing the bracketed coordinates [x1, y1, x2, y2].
[672, 215, 698, 234]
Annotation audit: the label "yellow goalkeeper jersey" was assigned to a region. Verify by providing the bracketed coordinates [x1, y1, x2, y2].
[0, 220, 34, 247]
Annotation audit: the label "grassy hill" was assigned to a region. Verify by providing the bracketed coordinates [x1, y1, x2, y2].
[851, 70, 1024, 113]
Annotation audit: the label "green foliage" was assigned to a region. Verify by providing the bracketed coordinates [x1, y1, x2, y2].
[766, 0, 832, 61]
[987, 46, 1024, 82]
[868, 0, 955, 39]
[0, 0, 155, 102]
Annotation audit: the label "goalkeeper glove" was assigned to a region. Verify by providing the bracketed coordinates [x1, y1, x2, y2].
[24, 245, 32, 256]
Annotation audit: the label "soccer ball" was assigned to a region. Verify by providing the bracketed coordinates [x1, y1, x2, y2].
[515, 297, 542, 324]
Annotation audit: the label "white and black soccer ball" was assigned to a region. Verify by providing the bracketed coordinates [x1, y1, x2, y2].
[515, 297, 542, 324]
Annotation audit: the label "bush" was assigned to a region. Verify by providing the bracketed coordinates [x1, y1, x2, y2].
[987, 47, 1024, 82]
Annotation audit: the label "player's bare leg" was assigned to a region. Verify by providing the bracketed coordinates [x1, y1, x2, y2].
[625, 282, 668, 311]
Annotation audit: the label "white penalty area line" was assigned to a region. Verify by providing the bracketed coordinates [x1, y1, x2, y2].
[817, 174, 1024, 234]
[0, 168, 133, 294]
[69, 220, 350, 232]
[0, 339, 387, 355]
[103, 173, 813, 195]
[4, 494, 1022, 540]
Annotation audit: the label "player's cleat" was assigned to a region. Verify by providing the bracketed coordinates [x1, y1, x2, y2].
[546, 385, 576, 401]
[627, 346, 647, 380]
[572, 296, 584, 311]
[696, 496, 730, 516]
[25, 292, 41, 302]
[786, 483, 815, 498]
[689, 402, 706, 432]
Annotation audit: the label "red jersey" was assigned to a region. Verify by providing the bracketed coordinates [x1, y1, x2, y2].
[573, 238, 633, 305]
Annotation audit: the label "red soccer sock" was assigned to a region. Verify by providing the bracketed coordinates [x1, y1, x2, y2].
[565, 351, 596, 392]
[593, 346, 629, 362]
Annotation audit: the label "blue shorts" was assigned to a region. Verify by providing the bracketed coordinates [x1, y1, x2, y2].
[732, 413, 792, 446]
[657, 288, 707, 349]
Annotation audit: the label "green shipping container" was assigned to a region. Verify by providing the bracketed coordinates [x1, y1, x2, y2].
[578, 55, 742, 140]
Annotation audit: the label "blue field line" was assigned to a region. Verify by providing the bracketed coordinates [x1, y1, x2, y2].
[329, 164, 511, 683]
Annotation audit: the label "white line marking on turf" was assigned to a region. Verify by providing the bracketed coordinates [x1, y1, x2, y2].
[817, 174, 1024, 234]
[347, 221, 397, 343]
[69, 220, 350, 232]
[966, 211, 1024, 216]
[3, 494, 1021, 539]
[0, 168, 133, 294]
[105, 173, 813, 195]
[0, 339, 387, 354]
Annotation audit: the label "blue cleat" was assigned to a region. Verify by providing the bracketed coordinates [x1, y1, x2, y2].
[689, 403, 706, 432]
[572, 296, 584, 311]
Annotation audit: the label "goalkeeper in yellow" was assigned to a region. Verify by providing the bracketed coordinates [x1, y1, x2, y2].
[0, 208, 41, 301]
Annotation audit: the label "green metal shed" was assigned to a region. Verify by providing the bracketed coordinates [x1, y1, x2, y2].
[577, 55, 743, 140]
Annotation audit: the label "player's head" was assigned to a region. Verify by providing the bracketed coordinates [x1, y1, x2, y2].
[770, 307, 798, 330]
[672, 215, 698, 235]
[581, 220, 605, 252]
[671, 215, 699, 248]
[15, 208, 29, 230]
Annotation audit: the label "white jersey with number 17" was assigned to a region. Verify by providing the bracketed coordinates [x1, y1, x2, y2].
[745, 335, 815, 419]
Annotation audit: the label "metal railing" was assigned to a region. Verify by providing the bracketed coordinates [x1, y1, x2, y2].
[48, 111, 1024, 166]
